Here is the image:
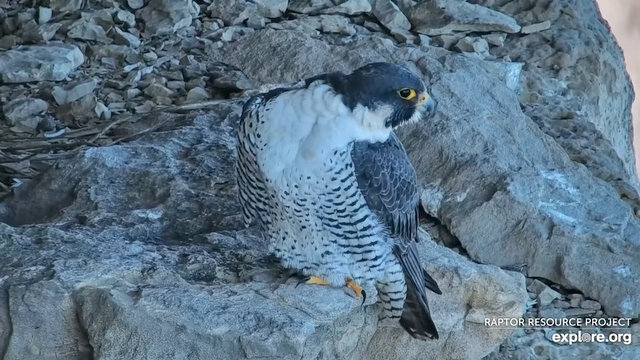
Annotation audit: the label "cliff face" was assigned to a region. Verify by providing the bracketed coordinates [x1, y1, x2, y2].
[0, 1, 638, 359]
[597, 0, 640, 181]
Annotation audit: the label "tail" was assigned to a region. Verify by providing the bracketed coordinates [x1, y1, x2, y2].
[399, 272, 439, 340]
[378, 254, 440, 340]
[395, 240, 440, 340]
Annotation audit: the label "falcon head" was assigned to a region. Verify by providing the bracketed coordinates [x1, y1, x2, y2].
[315, 62, 436, 131]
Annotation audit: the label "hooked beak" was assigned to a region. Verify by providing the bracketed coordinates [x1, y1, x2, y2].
[417, 93, 436, 118]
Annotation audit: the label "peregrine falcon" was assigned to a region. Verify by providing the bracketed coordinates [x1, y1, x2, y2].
[236, 63, 441, 340]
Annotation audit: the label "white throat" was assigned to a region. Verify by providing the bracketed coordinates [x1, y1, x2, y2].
[257, 82, 392, 183]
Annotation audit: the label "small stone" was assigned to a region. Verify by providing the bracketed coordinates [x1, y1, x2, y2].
[134, 100, 156, 113]
[101, 57, 118, 69]
[482, 33, 506, 47]
[185, 77, 206, 90]
[143, 51, 158, 63]
[138, 0, 199, 36]
[52, 79, 98, 105]
[252, 0, 288, 18]
[113, 27, 141, 48]
[49, 0, 83, 12]
[529, 279, 543, 292]
[0, 44, 84, 83]
[38, 7, 52, 24]
[455, 36, 489, 54]
[55, 96, 98, 123]
[127, 0, 144, 10]
[166, 80, 185, 90]
[432, 34, 463, 49]
[2, 98, 48, 126]
[0, 35, 21, 50]
[186, 87, 210, 102]
[371, 0, 411, 35]
[554, 300, 571, 309]
[580, 299, 602, 311]
[323, 0, 371, 15]
[418, 34, 431, 47]
[220, 26, 253, 42]
[319, 15, 355, 35]
[521, 20, 551, 34]
[154, 96, 174, 105]
[67, 19, 111, 43]
[20, 20, 62, 43]
[537, 287, 562, 307]
[115, 10, 136, 28]
[105, 92, 124, 103]
[16, 8, 36, 24]
[163, 71, 184, 81]
[144, 83, 175, 99]
[568, 293, 583, 308]
[94, 102, 111, 120]
[125, 88, 142, 100]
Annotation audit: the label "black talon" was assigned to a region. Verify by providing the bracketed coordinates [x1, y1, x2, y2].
[295, 275, 311, 288]
[361, 289, 367, 305]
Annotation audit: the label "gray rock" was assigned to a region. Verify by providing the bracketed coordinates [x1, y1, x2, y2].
[319, 15, 355, 35]
[494, 0, 640, 191]
[455, 36, 490, 54]
[138, 0, 199, 36]
[185, 86, 210, 102]
[38, 7, 52, 24]
[94, 101, 111, 120]
[114, 9, 136, 27]
[482, 33, 507, 47]
[67, 18, 112, 43]
[538, 287, 562, 307]
[2, 98, 48, 126]
[568, 293, 583, 308]
[113, 27, 141, 47]
[125, 88, 142, 100]
[252, 0, 288, 18]
[521, 20, 551, 34]
[52, 79, 98, 105]
[0, 44, 84, 83]
[49, 0, 83, 13]
[580, 299, 601, 311]
[287, 0, 333, 13]
[55, 95, 98, 123]
[127, 0, 145, 10]
[0, 35, 21, 50]
[403, 0, 521, 36]
[144, 83, 175, 99]
[19, 20, 61, 42]
[322, 0, 371, 15]
[370, 0, 412, 36]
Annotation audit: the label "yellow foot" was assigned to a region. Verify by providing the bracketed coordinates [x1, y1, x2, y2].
[346, 278, 367, 304]
[305, 276, 330, 286]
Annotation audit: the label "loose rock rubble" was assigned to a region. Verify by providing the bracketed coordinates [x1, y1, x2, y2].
[0, 0, 638, 359]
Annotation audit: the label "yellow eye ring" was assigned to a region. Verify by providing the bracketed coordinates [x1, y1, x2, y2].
[398, 88, 417, 100]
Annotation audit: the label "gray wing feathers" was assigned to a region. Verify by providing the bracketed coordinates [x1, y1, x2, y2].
[352, 132, 439, 339]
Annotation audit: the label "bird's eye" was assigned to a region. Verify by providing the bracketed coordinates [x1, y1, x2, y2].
[398, 88, 417, 100]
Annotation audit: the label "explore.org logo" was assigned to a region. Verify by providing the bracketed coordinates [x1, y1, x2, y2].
[484, 317, 634, 345]
[550, 330, 632, 345]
